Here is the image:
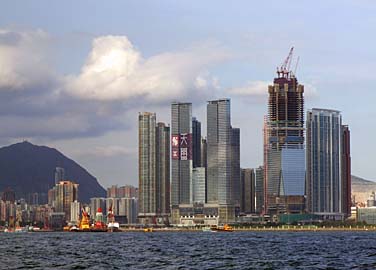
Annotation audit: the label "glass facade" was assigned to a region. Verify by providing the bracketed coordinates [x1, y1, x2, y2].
[171, 102, 193, 207]
[207, 99, 231, 205]
[156, 122, 170, 215]
[192, 167, 206, 203]
[240, 168, 255, 214]
[192, 117, 202, 168]
[264, 74, 305, 215]
[206, 98, 240, 214]
[138, 112, 156, 217]
[306, 109, 350, 214]
[255, 166, 264, 214]
[231, 128, 241, 206]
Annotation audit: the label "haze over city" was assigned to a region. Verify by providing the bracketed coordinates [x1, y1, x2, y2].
[1, 0, 375, 187]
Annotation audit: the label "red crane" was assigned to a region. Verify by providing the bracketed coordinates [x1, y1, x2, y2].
[277, 47, 294, 78]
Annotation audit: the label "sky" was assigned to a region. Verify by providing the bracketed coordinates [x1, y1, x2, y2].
[0, 0, 375, 188]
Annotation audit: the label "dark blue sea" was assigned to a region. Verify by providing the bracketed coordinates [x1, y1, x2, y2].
[1, 231, 376, 269]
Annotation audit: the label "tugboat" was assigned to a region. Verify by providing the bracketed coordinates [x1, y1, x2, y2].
[107, 203, 120, 232]
[211, 224, 234, 232]
[91, 207, 107, 232]
[78, 208, 91, 231]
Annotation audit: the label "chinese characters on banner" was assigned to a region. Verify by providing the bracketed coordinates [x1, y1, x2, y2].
[171, 134, 192, 160]
[172, 135, 179, 160]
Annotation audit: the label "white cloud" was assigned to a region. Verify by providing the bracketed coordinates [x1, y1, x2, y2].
[66, 36, 230, 102]
[0, 29, 231, 141]
[227, 80, 318, 101]
[228, 80, 270, 97]
[0, 29, 56, 92]
[304, 82, 318, 98]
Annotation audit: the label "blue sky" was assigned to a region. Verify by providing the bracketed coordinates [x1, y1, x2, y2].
[0, 1, 375, 187]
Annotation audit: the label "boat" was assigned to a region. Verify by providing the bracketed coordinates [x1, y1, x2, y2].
[91, 207, 107, 232]
[77, 208, 91, 232]
[3, 227, 28, 233]
[202, 227, 212, 232]
[107, 203, 120, 232]
[143, 228, 153, 232]
[69, 225, 79, 232]
[211, 224, 234, 232]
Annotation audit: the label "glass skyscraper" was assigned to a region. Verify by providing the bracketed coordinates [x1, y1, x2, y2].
[54, 167, 65, 185]
[264, 68, 305, 215]
[192, 167, 206, 203]
[255, 166, 264, 214]
[171, 102, 193, 206]
[207, 99, 240, 223]
[156, 122, 170, 216]
[207, 99, 232, 205]
[138, 112, 157, 220]
[231, 127, 240, 207]
[192, 117, 202, 168]
[240, 168, 255, 214]
[138, 113, 170, 224]
[306, 109, 351, 216]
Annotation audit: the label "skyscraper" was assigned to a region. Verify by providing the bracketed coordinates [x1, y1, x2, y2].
[201, 138, 207, 170]
[306, 109, 351, 217]
[240, 168, 255, 214]
[138, 112, 157, 222]
[54, 167, 65, 185]
[192, 117, 202, 168]
[201, 138, 208, 203]
[138, 112, 171, 224]
[207, 98, 239, 223]
[231, 128, 241, 207]
[192, 167, 206, 203]
[171, 102, 193, 210]
[156, 122, 170, 216]
[53, 180, 79, 222]
[255, 166, 264, 214]
[207, 99, 231, 204]
[264, 49, 305, 215]
[341, 125, 351, 217]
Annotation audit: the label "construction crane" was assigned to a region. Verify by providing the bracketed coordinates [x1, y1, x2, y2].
[277, 47, 294, 79]
[292, 56, 300, 78]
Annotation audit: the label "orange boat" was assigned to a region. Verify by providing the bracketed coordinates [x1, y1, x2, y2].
[211, 224, 234, 232]
[77, 208, 90, 231]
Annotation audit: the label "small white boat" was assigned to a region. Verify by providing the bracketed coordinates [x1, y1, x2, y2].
[202, 227, 211, 232]
[107, 222, 120, 232]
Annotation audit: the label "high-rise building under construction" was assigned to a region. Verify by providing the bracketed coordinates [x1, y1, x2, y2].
[264, 48, 306, 215]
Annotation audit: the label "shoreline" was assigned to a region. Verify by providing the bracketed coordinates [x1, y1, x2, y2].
[2, 226, 376, 233]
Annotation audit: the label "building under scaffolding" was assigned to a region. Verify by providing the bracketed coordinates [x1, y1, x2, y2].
[264, 48, 306, 215]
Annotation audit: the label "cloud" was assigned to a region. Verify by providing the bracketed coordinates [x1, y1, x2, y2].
[0, 29, 56, 92]
[228, 80, 270, 97]
[0, 29, 231, 141]
[71, 145, 137, 158]
[227, 80, 318, 102]
[66, 36, 230, 102]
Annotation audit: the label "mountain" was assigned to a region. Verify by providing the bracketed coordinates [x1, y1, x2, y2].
[351, 175, 376, 204]
[0, 141, 105, 203]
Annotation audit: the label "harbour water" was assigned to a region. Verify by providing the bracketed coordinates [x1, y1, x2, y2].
[1, 231, 375, 269]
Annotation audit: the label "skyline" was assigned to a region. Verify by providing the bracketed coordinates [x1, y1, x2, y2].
[0, 1, 375, 187]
